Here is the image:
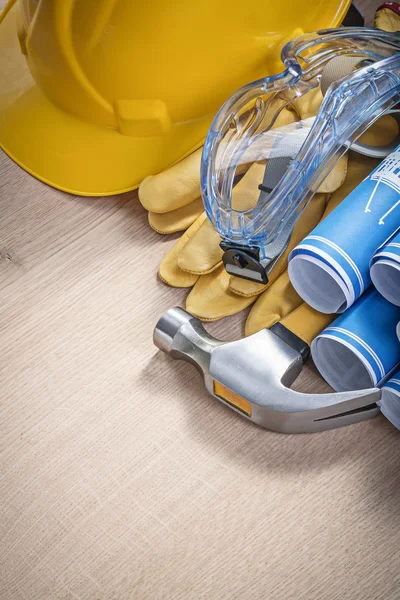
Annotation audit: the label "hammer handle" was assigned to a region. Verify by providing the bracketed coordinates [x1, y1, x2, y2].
[280, 303, 335, 347]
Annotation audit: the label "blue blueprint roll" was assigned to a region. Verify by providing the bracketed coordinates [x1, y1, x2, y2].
[311, 289, 400, 392]
[370, 230, 400, 306]
[381, 369, 400, 430]
[289, 146, 400, 314]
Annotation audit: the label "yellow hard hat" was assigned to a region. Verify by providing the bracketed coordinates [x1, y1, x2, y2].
[0, 0, 351, 196]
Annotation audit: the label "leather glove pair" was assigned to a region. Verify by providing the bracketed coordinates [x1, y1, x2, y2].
[139, 90, 348, 321]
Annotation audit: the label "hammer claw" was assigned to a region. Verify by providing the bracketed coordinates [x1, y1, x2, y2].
[154, 308, 381, 433]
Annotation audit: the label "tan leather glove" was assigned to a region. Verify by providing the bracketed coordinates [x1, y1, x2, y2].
[139, 148, 205, 234]
[375, 1, 400, 32]
[139, 96, 299, 234]
[139, 89, 350, 320]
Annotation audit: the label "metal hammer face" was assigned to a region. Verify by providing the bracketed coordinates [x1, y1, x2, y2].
[153, 308, 381, 434]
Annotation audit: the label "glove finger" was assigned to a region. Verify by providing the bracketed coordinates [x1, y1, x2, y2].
[229, 191, 328, 297]
[247, 291, 335, 347]
[375, 3, 400, 31]
[158, 213, 207, 287]
[280, 303, 335, 347]
[324, 151, 380, 216]
[245, 270, 303, 335]
[229, 278, 268, 298]
[238, 105, 298, 174]
[287, 87, 348, 194]
[315, 154, 348, 194]
[139, 148, 202, 213]
[148, 198, 204, 234]
[357, 113, 399, 149]
[289, 87, 324, 121]
[176, 162, 268, 276]
[231, 162, 267, 210]
[316, 117, 397, 201]
[186, 265, 256, 321]
[178, 218, 223, 274]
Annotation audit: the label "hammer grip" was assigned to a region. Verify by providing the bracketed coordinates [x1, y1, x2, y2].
[280, 304, 335, 347]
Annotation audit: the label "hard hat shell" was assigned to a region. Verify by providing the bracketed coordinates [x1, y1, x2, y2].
[0, 0, 351, 196]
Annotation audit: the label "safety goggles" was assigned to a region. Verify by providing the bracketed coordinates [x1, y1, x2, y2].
[200, 28, 400, 283]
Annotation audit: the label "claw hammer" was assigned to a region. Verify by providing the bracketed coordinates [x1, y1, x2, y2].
[153, 306, 381, 433]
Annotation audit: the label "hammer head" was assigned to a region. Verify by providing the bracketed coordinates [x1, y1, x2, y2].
[154, 308, 381, 433]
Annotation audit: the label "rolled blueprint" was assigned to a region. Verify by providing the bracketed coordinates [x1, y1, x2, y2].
[288, 146, 400, 314]
[370, 230, 400, 306]
[381, 370, 400, 430]
[311, 288, 400, 392]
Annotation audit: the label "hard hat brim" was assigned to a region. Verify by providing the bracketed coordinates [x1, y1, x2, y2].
[0, 6, 205, 196]
[0, 0, 352, 196]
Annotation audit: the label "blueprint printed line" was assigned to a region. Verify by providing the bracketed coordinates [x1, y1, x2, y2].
[366, 147, 400, 223]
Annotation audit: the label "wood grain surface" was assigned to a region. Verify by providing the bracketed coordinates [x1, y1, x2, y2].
[1, 139, 400, 600]
[0, 1, 399, 599]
